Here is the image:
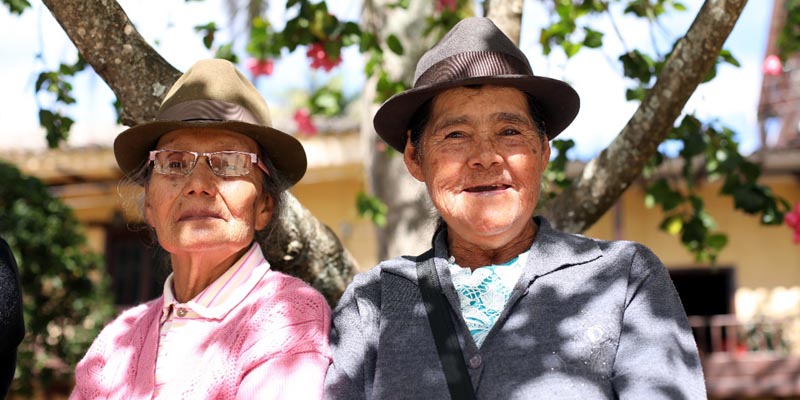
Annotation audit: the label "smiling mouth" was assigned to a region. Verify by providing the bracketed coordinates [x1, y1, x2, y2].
[464, 184, 511, 193]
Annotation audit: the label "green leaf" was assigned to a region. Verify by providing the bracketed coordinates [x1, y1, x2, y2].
[2, 0, 31, 14]
[359, 31, 378, 52]
[386, 34, 404, 56]
[679, 129, 705, 159]
[706, 233, 728, 251]
[625, 87, 646, 101]
[356, 191, 388, 227]
[718, 49, 741, 67]
[387, 0, 410, 8]
[619, 50, 655, 83]
[194, 22, 217, 49]
[732, 185, 767, 213]
[214, 43, 239, 63]
[583, 27, 603, 48]
[645, 178, 683, 211]
[659, 215, 683, 236]
[562, 41, 583, 58]
[38, 109, 73, 148]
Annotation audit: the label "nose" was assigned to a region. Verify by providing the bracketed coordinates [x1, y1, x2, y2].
[468, 136, 503, 169]
[182, 156, 218, 197]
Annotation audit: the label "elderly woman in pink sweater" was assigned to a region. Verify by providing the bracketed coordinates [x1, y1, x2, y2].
[70, 59, 330, 399]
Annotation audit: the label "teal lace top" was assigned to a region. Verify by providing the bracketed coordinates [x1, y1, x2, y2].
[447, 251, 528, 348]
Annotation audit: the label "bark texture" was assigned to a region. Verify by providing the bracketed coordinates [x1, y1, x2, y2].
[41, 0, 180, 126]
[361, 0, 439, 261]
[41, 0, 357, 305]
[543, 0, 749, 233]
[485, 0, 524, 45]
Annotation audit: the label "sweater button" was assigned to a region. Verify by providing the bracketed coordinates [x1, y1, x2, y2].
[468, 354, 482, 369]
[176, 308, 188, 317]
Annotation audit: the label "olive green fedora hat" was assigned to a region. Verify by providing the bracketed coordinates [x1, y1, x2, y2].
[373, 17, 580, 152]
[114, 58, 307, 186]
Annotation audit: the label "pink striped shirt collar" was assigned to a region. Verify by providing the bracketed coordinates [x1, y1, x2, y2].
[160, 242, 269, 323]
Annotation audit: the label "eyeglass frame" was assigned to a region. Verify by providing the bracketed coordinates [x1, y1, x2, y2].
[148, 149, 271, 177]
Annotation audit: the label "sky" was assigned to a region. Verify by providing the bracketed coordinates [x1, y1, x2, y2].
[0, 0, 775, 159]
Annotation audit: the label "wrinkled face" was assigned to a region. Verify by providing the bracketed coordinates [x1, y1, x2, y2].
[404, 85, 550, 249]
[144, 128, 273, 256]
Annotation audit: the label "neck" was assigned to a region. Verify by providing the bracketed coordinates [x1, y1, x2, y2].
[448, 220, 537, 271]
[169, 245, 250, 303]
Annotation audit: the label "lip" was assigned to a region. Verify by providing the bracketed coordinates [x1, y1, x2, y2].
[462, 183, 512, 194]
[177, 209, 225, 222]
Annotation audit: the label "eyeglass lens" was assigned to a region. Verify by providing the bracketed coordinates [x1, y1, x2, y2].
[153, 150, 252, 177]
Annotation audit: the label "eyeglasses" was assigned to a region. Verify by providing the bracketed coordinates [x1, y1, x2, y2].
[148, 150, 270, 177]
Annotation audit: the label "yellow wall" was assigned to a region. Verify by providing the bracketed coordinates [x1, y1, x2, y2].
[291, 177, 378, 271]
[584, 175, 800, 323]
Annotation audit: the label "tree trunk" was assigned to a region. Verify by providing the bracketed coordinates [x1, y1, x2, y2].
[484, 0, 524, 45]
[543, 0, 749, 233]
[41, 0, 357, 305]
[361, 0, 438, 261]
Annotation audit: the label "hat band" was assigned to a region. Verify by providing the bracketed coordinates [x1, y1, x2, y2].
[156, 99, 262, 125]
[414, 51, 534, 88]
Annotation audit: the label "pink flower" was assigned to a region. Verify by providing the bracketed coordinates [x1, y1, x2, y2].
[436, 0, 457, 12]
[293, 109, 318, 136]
[246, 58, 274, 77]
[763, 54, 783, 77]
[306, 42, 342, 72]
[786, 202, 800, 244]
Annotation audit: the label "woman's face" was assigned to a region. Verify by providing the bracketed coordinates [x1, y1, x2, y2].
[144, 128, 273, 257]
[404, 85, 550, 250]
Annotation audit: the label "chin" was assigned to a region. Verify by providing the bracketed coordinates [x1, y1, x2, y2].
[164, 235, 249, 254]
[454, 217, 513, 235]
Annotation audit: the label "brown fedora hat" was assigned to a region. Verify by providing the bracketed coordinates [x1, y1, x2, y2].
[373, 17, 580, 152]
[114, 59, 307, 186]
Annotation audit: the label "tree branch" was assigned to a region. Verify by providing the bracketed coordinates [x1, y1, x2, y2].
[41, 0, 181, 126]
[544, 0, 749, 233]
[41, 0, 357, 304]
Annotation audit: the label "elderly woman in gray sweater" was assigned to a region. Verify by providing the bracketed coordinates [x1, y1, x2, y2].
[323, 17, 705, 400]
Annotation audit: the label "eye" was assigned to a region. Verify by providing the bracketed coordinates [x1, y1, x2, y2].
[499, 128, 522, 136]
[444, 131, 465, 139]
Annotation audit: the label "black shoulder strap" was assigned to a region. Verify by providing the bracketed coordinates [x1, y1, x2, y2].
[416, 253, 477, 400]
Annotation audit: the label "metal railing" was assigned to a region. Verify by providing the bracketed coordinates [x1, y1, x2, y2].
[688, 314, 793, 355]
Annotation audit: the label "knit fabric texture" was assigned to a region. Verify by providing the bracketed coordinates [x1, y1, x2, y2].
[70, 246, 331, 400]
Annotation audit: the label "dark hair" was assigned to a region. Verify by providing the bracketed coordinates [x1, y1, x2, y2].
[406, 87, 548, 159]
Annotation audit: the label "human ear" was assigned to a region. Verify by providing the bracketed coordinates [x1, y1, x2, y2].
[541, 140, 551, 170]
[254, 193, 274, 231]
[403, 131, 425, 182]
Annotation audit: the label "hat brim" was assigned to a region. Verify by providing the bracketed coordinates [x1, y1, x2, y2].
[114, 120, 307, 186]
[373, 75, 580, 152]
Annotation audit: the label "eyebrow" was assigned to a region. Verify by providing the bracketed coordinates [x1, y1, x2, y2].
[491, 112, 532, 126]
[434, 112, 532, 130]
[433, 116, 473, 132]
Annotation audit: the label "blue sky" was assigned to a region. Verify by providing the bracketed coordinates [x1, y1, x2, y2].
[0, 0, 774, 159]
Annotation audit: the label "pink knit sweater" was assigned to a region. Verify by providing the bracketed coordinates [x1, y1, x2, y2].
[70, 267, 331, 399]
